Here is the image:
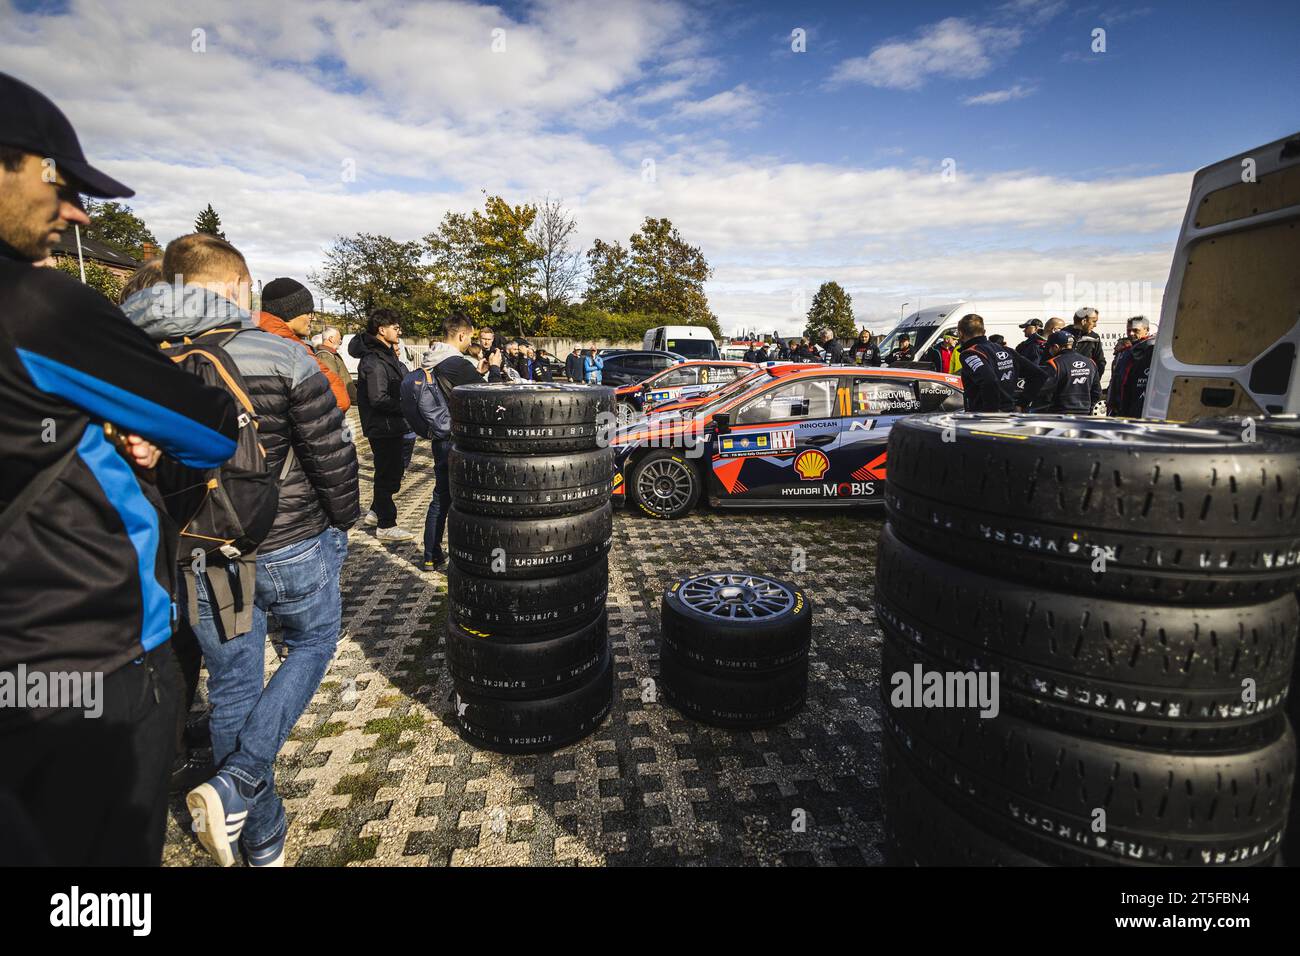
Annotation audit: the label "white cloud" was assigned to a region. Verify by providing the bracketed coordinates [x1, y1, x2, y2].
[829, 17, 1023, 90]
[671, 84, 761, 121]
[962, 83, 1036, 105]
[1, 0, 1189, 331]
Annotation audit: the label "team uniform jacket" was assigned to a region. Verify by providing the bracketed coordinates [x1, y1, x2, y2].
[1015, 333, 1047, 365]
[959, 335, 1046, 411]
[0, 247, 239, 684]
[122, 284, 359, 554]
[1108, 337, 1154, 417]
[1068, 325, 1107, 381]
[1041, 350, 1102, 413]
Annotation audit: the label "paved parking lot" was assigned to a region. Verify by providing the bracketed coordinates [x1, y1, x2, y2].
[164, 436, 887, 866]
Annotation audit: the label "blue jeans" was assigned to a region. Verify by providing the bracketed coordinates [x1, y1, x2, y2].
[190, 526, 347, 847]
[423, 438, 451, 563]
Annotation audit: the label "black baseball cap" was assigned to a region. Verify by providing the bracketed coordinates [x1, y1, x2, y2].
[1018, 318, 1042, 329]
[0, 72, 133, 198]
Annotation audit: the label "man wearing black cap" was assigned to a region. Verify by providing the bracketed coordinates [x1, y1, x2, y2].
[1040, 330, 1101, 414]
[956, 313, 1046, 412]
[1016, 319, 1047, 365]
[0, 72, 241, 864]
[257, 277, 351, 411]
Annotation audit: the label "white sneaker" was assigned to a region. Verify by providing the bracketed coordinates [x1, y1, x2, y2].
[376, 526, 415, 543]
[363, 510, 379, 527]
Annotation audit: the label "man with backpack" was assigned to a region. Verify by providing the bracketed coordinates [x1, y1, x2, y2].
[402, 314, 484, 573]
[122, 232, 359, 868]
[0, 73, 242, 865]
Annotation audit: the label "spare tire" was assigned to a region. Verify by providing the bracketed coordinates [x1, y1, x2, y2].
[880, 680, 1294, 867]
[450, 382, 614, 453]
[886, 414, 1300, 604]
[882, 733, 1048, 867]
[659, 644, 807, 728]
[447, 558, 607, 635]
[661, 571, 812, 673]
[453, 648, 613, 754]
[449, 446, 613, 518]
[875, 522, 1297, 750]
[445, 613, 608, 700]
[447, 503, 611, 579]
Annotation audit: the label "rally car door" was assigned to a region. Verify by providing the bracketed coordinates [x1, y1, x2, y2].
[835, 376, 928, 501]
[643, 365, 701, 411]
[709, 374, 842, 500]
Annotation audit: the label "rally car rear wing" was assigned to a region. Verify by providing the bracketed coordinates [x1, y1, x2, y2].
[1145, 132, 1300, 420]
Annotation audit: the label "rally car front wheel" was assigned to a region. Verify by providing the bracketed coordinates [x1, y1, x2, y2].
[630, 450, 701, 519]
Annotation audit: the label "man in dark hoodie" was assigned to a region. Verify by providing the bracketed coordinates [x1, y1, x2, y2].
[122, 232, 359, 868]
[350, 309, 414, 541]
[0, 74, 240, 865]
[410, 313, 487, 571]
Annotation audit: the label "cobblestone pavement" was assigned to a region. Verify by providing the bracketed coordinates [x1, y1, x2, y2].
[164, 432, 886, 866]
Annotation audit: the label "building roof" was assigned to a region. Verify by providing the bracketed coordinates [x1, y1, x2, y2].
[51, 230, 140, 270]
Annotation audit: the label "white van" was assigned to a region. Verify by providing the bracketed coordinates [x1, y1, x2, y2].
[1144, 130, 1300, 420]
[643, 325, 720, 360]
[876, 300, 1143, 384]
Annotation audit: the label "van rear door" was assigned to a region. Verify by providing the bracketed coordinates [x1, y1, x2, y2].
[1145, 132, 1300, 420]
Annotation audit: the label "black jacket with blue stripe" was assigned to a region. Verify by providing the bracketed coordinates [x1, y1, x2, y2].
[0, 244, 239, 688]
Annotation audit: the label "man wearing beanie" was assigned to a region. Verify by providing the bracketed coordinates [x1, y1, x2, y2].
[257, 277, 350, 411]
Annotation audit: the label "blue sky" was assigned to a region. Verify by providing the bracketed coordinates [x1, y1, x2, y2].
[3, 0, 1297, 333]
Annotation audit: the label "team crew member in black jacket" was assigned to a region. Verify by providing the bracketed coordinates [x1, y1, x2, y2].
[351, 309, 414, 541]
[121, 233, 359, 868]
[1015, 319, 1047, 365]
[1039, 331, 1101, 413]
[0, 74, 241, 865]
[957, 313, 1046, 412]
[1108, 316, 1155, 417]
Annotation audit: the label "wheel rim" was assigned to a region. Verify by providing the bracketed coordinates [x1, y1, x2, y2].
[618, 403, 635, 425]
[931, 413, 1248, 446]
[636, 458, 693, 513]
[677, 572, 794, 620]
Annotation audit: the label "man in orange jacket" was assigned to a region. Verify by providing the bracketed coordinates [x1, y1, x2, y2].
[257, 277, 350, 411]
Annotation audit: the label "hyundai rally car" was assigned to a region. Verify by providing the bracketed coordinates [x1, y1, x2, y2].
[614, 360, 756, 422]
[609, 363, 965, 518]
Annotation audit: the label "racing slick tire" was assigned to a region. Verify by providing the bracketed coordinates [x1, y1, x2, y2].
[885, 415, 1300, 605]
[449, 446, 613, 518]
[449, 382, 614, 454]
[874, 523, 1297, 751]
[880, 666, 1294, 867]
[882, 733, 1048, 867]
[659, 644, 807, 728]
[452, 648, 613, 754]
[447, 502, 612, 579]
[629, 449, 702, 519]
[661, 572, 812, 673]
[446, 612, 608, 701]
[447, 558, 608, 636]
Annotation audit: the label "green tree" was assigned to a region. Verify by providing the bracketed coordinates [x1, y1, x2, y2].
[804, 281, 856, 341]
[583, 218, 720, 338]
[424, 193, 542, 336]
[84, 200, 156, 260]
[53, 256, 123, 302]
[194, 203, 226, 239]
[583, 239, 631, 312]
[308, 233, 445, 338]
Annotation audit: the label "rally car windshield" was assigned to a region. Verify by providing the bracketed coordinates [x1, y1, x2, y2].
[878, 324, 937, 358]
[683, 368, 776, 416]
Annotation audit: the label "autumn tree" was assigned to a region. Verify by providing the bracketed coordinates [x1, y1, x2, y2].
[308, 233, 445, 337]
[528, 195, 582, 313]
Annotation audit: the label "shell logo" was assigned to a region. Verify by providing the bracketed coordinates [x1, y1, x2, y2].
[793, 449, 830, 481]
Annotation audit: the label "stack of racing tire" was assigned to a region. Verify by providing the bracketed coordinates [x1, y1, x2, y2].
[659, 572, 812, 728]
[876, 414, 1299, 866]
[444, 383, 616, 754]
